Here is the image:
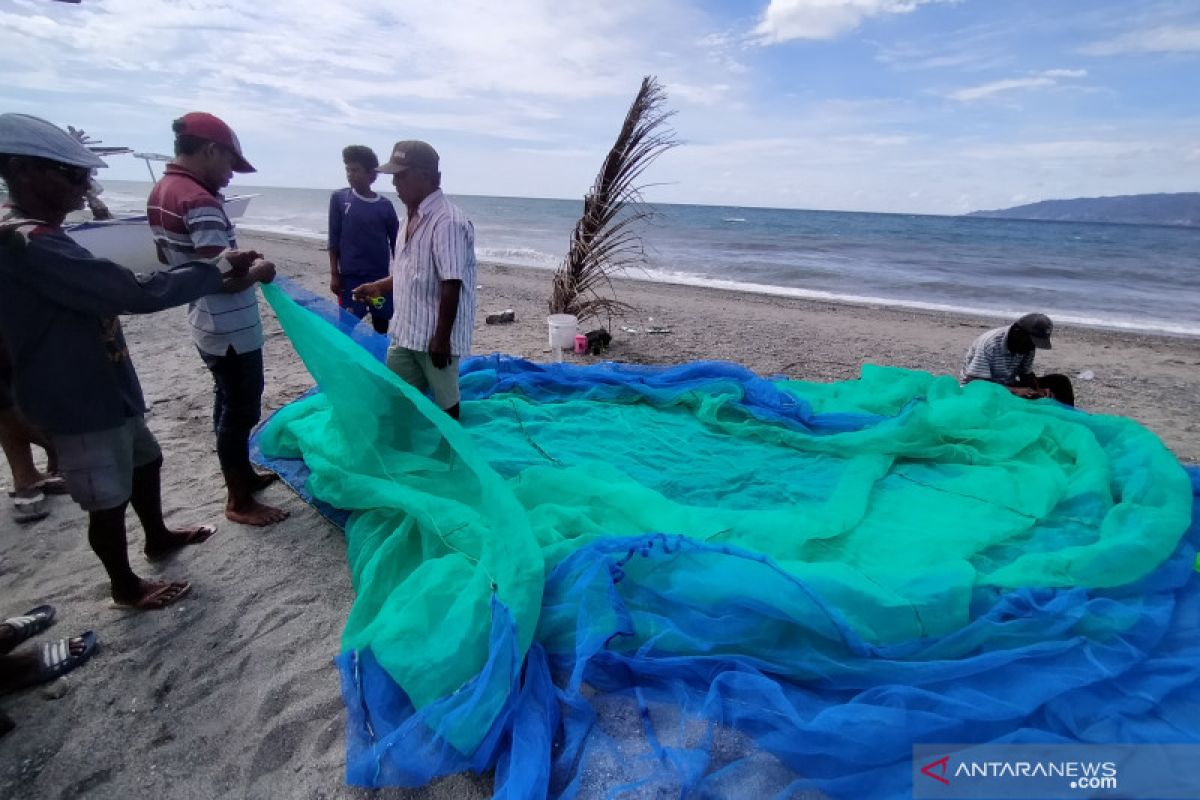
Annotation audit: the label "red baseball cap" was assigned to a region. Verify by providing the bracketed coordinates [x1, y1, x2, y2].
[172, 112, 256, 173]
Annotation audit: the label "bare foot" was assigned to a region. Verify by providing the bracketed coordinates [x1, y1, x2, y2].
[225, 499, 289, 527]
[112, 579, 191, 610]
[144, 525, 217, 561]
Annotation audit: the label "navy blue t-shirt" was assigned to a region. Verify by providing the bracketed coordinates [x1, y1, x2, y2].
[327, 188, 400, 279]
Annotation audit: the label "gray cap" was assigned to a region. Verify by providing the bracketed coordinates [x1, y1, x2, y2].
[0, 113, 108, 169]
[376, 140, 439, 174]
[1016, 312, 1053, 349]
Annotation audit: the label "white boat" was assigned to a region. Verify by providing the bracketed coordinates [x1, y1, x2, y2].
[64, 150, 256, 272]
[66, 195, 256, 272]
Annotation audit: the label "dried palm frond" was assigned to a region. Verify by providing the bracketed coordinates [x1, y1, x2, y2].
[549, 75, 678, 322]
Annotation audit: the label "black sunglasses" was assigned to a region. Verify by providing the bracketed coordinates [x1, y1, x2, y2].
[38, 159, 91, 186]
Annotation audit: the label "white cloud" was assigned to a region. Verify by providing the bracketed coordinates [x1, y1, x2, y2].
[1080, 25, 1200, 55]
[875, 41, 1004, 72]
[947, 69, 1086, 102]
[948, 77, 1053, 102]
[0, 0, 735, 143]
[3, 0, 1195, 215]
[664, 82, 733, 106]
[753, 0, 952, 44]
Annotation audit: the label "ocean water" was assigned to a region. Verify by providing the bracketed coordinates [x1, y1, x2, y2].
[98, 180, 1200, 337]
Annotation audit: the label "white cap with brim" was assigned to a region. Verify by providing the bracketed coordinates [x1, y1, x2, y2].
[0, 113, 108, 169]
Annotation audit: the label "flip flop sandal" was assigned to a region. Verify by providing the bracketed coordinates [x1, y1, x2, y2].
[38, 631, 98, 682]
[112, 581, 192, 611]
[9, 491, 47, 524]
[1, 604, 56, 647]
[32, 475, 69, 495]
[144, 525, 217, 562]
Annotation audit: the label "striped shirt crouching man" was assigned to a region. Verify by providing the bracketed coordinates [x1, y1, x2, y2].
[959, 313, 1074, 406]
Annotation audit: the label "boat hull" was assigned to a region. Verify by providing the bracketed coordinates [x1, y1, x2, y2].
[66, 195, 255, 272]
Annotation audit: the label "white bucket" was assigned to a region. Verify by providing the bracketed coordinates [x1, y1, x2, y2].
[547, 314, 578, 358]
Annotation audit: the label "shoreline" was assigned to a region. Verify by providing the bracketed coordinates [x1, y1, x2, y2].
[239, 226, 1200, 341]
[245, 229, 1199, 464]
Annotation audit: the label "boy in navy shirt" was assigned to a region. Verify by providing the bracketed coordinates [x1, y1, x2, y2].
[328, 146, 400, 334]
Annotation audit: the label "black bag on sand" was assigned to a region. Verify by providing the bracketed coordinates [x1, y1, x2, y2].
[584, 329, 612, 356]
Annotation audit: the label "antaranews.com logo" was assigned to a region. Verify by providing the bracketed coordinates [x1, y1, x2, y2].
[919, 753, 1117, 791]
[911, 744, 1200, 799]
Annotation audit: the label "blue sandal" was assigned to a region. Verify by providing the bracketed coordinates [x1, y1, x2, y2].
[1, 604, 56, 647]
[37, 632, 98, 682]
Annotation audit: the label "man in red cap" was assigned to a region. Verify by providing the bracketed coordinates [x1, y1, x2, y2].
[148, 113, 288, 527]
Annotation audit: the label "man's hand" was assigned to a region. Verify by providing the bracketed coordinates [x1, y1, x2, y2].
[224, 249, 262, 275]
[352, 281, 383, 303]
[330, 273, 342, 296]
[428, 332, 452, 369]
[1010, 386, 1042, 399]
[249, 259, 277, 284]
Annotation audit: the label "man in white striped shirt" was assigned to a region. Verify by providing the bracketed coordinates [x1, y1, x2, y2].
[353, 141, 476, 420]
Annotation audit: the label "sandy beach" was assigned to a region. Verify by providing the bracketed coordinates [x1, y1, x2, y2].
[1, 229, 1197, 799]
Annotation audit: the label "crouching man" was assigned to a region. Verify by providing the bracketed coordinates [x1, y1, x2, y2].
[959, 312, 1074, 405]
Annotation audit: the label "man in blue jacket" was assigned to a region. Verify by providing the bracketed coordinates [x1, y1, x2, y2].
[0, 113, 271, 610]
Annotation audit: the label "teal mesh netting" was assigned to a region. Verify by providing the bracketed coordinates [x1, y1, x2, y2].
[252, 278, 1198, 798]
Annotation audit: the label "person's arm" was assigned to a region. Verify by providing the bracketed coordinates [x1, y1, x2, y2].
[328, 192, 342, 295]
[183, 203, 233, 263]
[86, 191, 113, 221]
[961, 342, 996, 385]
[428, 280, 461, 369]
[1013, 354, 1048, 396]
[351, 276, 393, 302]
[385, 201, 400, 256]
[220, 259, 277, 293]
[2, 231, 226, 317]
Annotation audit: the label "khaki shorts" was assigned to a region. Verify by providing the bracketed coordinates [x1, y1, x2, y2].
[51, 417, 162, 511]
[385, 345, 461, 410]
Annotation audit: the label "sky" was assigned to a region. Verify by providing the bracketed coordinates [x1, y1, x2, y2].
[1, 0, 1198, 215]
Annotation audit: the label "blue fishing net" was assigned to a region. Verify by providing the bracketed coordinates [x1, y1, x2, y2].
[251, 277, 1199, 798]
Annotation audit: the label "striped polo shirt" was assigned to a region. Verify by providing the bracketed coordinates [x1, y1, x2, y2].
[389, 190, 476, 356]
[147, 164, 263, 356]
[959, 326, 1035, 385]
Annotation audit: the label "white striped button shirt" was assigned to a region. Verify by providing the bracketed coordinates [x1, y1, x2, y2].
[388, 190, 477, 356]
[959, 326, 1034, 385]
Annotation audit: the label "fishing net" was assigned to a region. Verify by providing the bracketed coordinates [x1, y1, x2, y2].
[252, 277, 1199, 798]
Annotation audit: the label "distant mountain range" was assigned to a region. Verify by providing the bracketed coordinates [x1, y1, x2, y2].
[966, 192, 1200, 227]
